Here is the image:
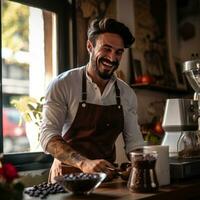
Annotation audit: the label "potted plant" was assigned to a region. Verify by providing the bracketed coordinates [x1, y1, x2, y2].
[11, 96, 44, 151]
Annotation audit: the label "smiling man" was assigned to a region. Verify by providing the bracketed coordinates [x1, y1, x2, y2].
[40, 18, 144, 182]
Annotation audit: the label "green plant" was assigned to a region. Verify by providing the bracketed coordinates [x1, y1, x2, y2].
[11, 96, 44, 127]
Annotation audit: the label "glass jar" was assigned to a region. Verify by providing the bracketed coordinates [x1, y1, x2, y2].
[127, 151, 159, 193]
[177, 131, 200, 158]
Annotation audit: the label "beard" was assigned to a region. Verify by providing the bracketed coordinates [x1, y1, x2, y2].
[91, 53, 119, 80]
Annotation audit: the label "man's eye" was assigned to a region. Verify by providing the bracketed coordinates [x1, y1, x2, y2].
[116, 51, 123, 56]
[104, 47, 111, 52]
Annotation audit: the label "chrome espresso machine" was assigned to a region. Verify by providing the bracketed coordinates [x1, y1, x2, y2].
[162, 57, 200, 179]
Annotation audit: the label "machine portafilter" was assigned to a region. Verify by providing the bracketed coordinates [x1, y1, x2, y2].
[162, 57, 200, 158]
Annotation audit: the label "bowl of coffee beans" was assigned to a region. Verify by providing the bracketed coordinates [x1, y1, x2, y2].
[54, 172, 106, 195]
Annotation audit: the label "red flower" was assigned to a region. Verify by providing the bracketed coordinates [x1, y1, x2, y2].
[0, 163, 18, 182]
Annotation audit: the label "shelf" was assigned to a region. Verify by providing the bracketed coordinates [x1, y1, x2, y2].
[131, 83, 192, 94]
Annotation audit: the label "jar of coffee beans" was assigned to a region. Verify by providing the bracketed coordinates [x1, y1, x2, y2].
[127, 151, 159, 193]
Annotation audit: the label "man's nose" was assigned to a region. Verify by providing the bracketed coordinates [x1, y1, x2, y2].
[108, 51, 117, 62]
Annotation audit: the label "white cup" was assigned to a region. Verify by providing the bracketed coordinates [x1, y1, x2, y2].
[143, 145, 170, 186]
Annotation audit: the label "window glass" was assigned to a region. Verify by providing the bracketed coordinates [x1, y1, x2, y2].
[2, 1, 57, 153]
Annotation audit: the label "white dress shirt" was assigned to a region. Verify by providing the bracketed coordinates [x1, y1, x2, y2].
[40, 66, 144, 154]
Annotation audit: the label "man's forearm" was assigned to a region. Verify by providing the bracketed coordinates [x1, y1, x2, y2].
[46, 135, 88, 169]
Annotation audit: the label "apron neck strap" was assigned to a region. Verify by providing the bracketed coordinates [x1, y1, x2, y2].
[82, 67, 121, 105]
[114, 81, 121, 105]
[82, 67, 87, 102]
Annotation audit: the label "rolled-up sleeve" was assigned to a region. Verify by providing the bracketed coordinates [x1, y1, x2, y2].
[39, 78, 68, 152]
[122, 89, 144, 154]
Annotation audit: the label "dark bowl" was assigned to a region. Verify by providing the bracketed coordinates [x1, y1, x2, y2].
[54, 172, 106, 195]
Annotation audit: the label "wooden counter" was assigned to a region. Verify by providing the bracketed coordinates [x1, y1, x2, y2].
[24, 178, 200, 200]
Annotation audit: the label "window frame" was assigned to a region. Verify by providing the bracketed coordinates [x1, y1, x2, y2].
[1, 0, 76, 171]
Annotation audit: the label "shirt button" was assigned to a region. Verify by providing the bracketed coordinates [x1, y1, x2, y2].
[82, 103, 86, 107]
[106, 123, 110, 127]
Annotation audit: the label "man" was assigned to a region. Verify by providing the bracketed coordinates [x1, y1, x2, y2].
[40, 17, 144, 182]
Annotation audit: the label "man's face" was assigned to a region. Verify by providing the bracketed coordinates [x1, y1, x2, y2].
[88, 33, 124, 80]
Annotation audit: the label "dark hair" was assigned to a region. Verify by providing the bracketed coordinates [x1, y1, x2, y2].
[87, 17, 135, 48]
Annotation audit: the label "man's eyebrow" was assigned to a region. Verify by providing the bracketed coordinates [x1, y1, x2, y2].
[103, 44, 124, 52]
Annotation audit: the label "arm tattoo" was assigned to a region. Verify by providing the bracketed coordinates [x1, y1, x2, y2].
[46, 135, 87, 169]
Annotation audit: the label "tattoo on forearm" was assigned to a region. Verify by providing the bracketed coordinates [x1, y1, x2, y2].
[71, 152, 85, 162]
[46, 136, 86, 168]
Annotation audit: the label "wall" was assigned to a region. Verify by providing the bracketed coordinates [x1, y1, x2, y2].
[167, 0, 200, 95]
[178, 1, 200, 60]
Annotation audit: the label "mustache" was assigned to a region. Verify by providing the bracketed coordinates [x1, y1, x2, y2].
[100, 57, 119, 68]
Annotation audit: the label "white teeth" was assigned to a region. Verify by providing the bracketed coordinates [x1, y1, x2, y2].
[102, 61, 112, 67]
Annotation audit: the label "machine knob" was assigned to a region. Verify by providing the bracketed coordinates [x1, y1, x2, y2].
[189, 104, 195, 112]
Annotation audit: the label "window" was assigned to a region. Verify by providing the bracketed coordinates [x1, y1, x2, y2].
[1, 0, 74, 170]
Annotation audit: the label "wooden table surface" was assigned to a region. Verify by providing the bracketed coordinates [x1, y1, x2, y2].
[24, 177, 200, 200]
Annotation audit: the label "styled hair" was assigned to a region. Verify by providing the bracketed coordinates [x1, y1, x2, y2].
[87, 17, 135, 48]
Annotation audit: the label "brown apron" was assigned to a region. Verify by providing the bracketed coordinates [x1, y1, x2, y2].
[49, 68, 124, 182]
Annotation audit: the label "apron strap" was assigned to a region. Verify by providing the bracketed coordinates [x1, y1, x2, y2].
[82, 67, 87, 102]
[114, 81, 121, 105]
[82, 66, 121, 105]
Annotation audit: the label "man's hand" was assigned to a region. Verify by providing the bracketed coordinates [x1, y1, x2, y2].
[79, 159, 116, 180]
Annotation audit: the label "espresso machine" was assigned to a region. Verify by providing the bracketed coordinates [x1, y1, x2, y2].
[162, 57, 200, 179]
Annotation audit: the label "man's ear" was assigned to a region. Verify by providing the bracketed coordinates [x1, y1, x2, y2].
[87, 40, 93, 53]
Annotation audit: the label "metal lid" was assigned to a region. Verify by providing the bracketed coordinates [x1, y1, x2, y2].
[183, 59, 200, 73]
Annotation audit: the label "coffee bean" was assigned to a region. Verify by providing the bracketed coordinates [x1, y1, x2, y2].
[25, 181, 66, 199]
[63, 173, 100, 181]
